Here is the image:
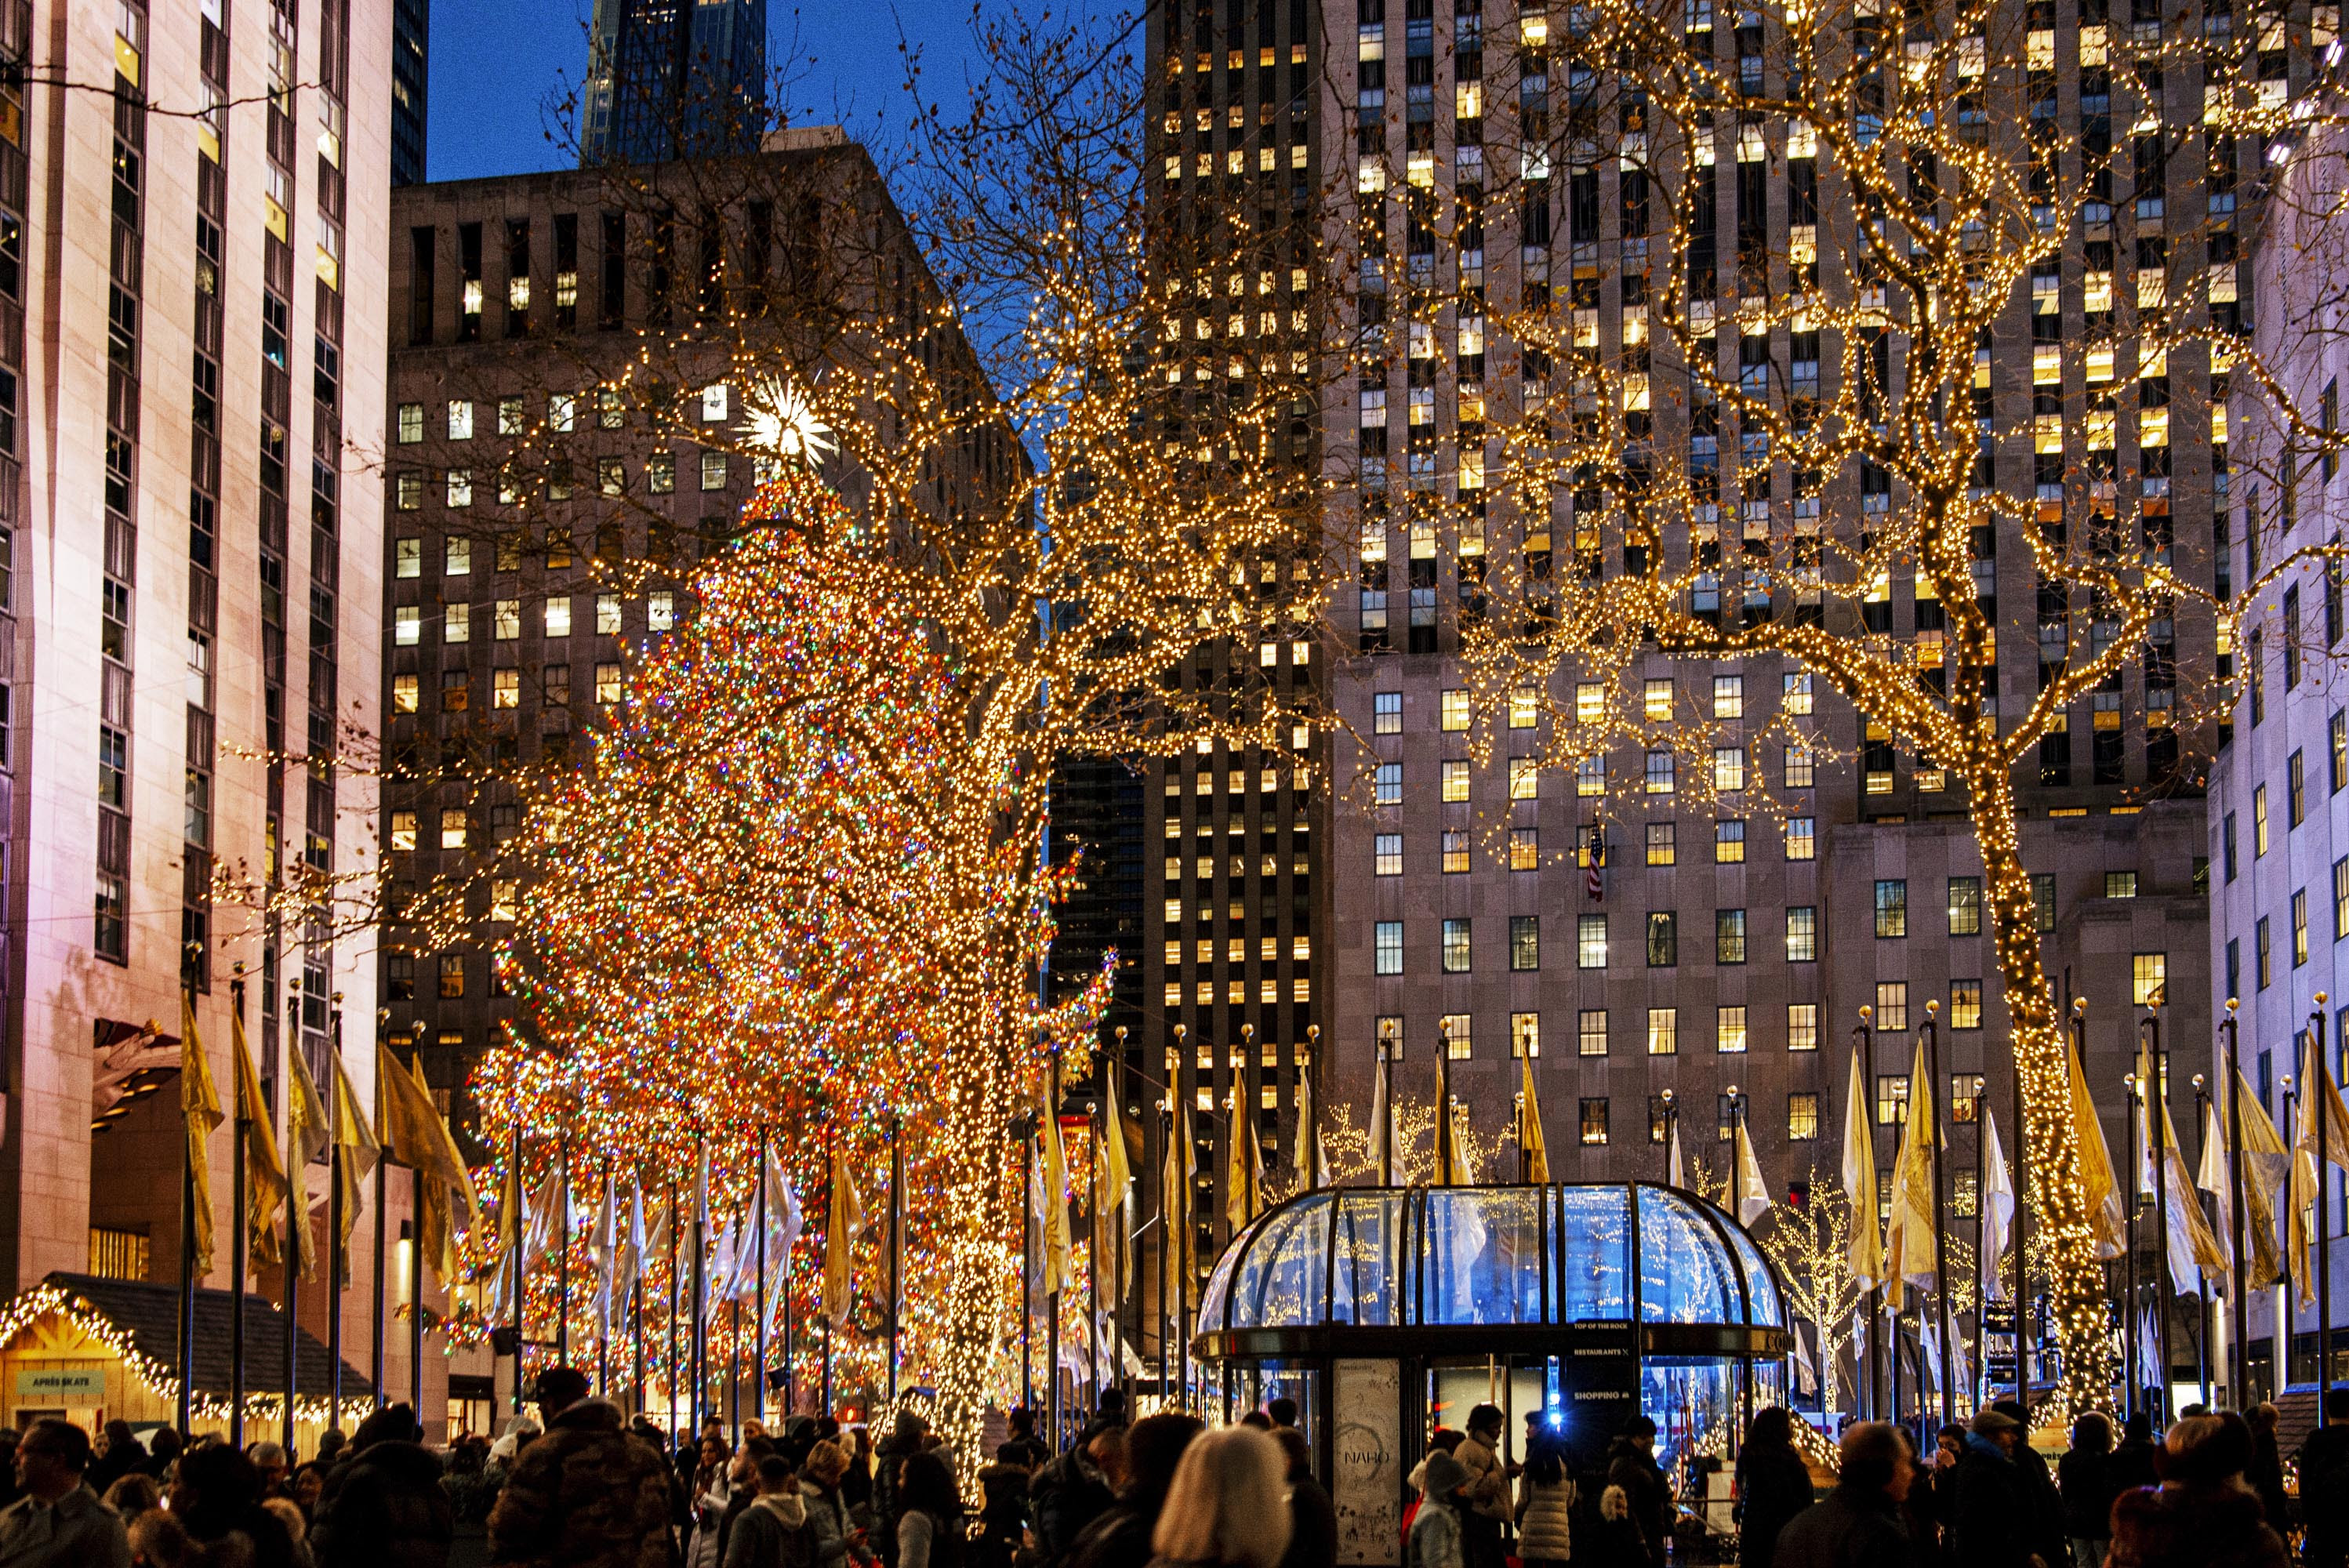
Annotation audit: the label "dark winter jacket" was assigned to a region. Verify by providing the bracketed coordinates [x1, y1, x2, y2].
[1603, 1439, 1671, 1568]
[974, 1460, 1031, 1556]
[310, 1439, 456, 1568]
[2057, 1446, 2122, 1542]
[1734, 1438, 1817, 1568]
[485, 1398, 679, 1568]
[2109, 1437, 2161, 1495]
[1280, 1472, 1338, 1568]
[2246, 1429, 2289, 1538]
[1948, 1436, 2033, 1568]
[1027, 1447, 1114, 1562]
[2108, 1481, 2290, 1568]
[1768, 1483, 1914, 1568]
[724, 1491, 811, 1568]
[2303, 1422, 2349, 1560]
[1066, 1497, 1158, 1568]
[871, 1418, 926, 1557]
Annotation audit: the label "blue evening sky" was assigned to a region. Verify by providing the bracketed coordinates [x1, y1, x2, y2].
[424, 0, 991, 183]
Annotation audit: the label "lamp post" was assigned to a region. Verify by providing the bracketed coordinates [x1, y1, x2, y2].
[285, 978, 303, 1450]
[2223, 998, 2250, 1406]
[231, 966, 250, 1446]
[2284, 1073, 2300, 1403]
[1923, 1000, 1952, 1426]
[2123, 1068, 2140, 1419]
[1857, 1005, 1884, 1421]
[2144, 1009, 2174, 1426]
[2192, 1073, 2211, 1411]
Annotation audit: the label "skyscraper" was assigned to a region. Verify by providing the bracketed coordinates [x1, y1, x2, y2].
[0, 0, 408, 1410]
[393, 0, 429, 185]
[581, 0, 770, 166]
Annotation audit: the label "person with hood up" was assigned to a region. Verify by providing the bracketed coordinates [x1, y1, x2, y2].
[974, 1440, 1040, 1568]
[1405, 1448, 1468, 1568]
[724, 1455, 808, 1568]
[483, 1367, 677, 1568]
[1066, 1414, 1204, 1568]
[2108, 1414, 2288, 1568]
[1604, 1417, 1672, 1568]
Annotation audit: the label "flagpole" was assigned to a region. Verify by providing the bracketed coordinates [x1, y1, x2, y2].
[329, 1000, 346, 1429]
[692, 1129, 708, 1432]
[510, 1107, 525, 1416]
[1047, 1050, 1062, 1446]
[2193, 1076, 2212, 1411]
[666, 1177, 681, 1442]
[599, 1161, 612, 1400]
[285, 984, 303, 1450]
[1730, 1086, 1754, 1439]
[819, 1131, 833, 1419]
[1375, 1036, 1392, 1185]
[1022, 1109, 1035, 1414]
[372, 1010, 389, 1413]
[755, 1133, 768, 1429]
[2145, 1011, 2174, 1425]
[557, 1130, 572, 1367]
[179, 967, 201, 1437]
[1924, 1004, 1952, 1427]
[1160, 1100, 1174, 1412]
[1973, 1083, 1986, 1414]
[407, 1028, 425, 1421]
[231, 971, 250, 1446]
[2285, 1075, 2301, 1406]
[2224, 1000, 2249, 1405]
[2125, 1067, 2140, 1418]
[1858, 1009, 1883, 1421]
[2025, 1008, 2051, 1407]
[2317, 997, 2334, 1425]
[889, 1112, 902, 1403]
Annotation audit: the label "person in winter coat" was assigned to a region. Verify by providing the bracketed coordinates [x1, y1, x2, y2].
[307, 1438, 456, 1568]
[1404, 1448, 1468, 1568]
[973, 1443, 1040, 1568]
[87, 1421, 147, 1503]
[724, 1455, 808, 1568]
[893, 1451, 963, 1568]
[802, 1439, 875, 1568]
[2108, 1414, 2288, 1568]
[872, 1412, 930, 1566]
[1604, 1417, 1672, 1568]
[483, 1368, 677, 1568]
[1066, 1414, 1204, 1568]
[1450, 1407, 1511, 1568]
[1948, 1407, 2044, 1568]
[2302, 1389, 2349, 1568]
[1029, 1429, 1123, 1563]
[2244, 1403, 2289, 1540]
[1989, 1399, 2068, 1568]
[1270, 1428, 1334, 1568]
[1772, 1422, 1915, 1568]
[1733, 1407, 1815, 1568]
[2110, 1412, 2162, 1496]
[1512, 1430, 1574, 1568]
[170, 1441, 304, 1568]
[2058, 1411, 2121, 1568]
[1144, 1426, 1289, 1568]
[687, 1437, 739, 1568]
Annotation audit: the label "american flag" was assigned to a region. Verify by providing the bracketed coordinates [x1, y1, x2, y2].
[1586, 834, 1606, 901]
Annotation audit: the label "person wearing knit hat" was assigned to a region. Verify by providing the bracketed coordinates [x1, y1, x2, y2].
[1407, 1449, 1469, 1568]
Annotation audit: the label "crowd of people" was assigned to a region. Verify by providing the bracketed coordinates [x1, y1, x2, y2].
[0, 1374, 2333, 1568]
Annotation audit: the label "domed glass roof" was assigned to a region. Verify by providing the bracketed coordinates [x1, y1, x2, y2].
[1196, 1183, 1785, 1337]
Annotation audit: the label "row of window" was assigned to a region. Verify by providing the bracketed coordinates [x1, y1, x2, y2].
[1363, 989, 1978, 1062]
[390, 662, 623, 715]
[2235, 856, 2349, 996]
[1373, 907, 1975, 974]
[394, 384, 737, 446]
[390, 592, 675, 645]
[394, 448, 740, 508]
[1370, 673, 1812, 734]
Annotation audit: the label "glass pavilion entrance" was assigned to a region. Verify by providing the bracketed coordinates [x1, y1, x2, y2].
[1190, 1182, 1792, 1565]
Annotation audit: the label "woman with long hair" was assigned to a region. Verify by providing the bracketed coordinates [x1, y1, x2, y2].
[1148, 1427, 1294, 1568]
[895, 1450, 964, 1568]
[1733, 1406, 1817, 1568]
[1514, 1428, 1576, 1568]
